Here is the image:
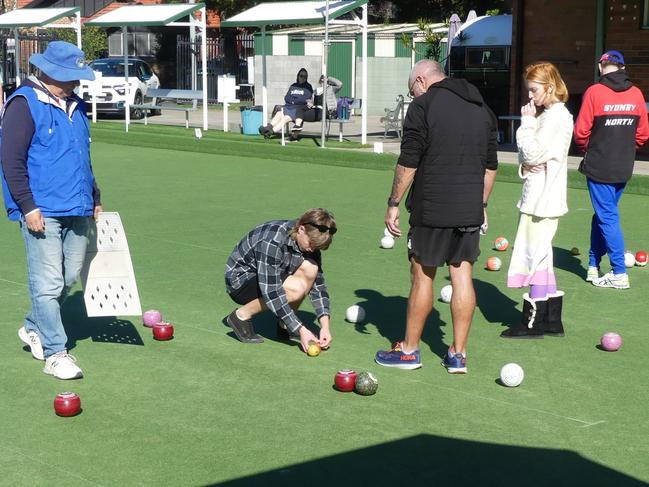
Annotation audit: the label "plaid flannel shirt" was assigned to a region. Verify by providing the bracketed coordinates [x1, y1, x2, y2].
[225, 220, 330, 334]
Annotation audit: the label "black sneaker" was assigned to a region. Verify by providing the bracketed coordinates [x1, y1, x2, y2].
[226, 311, 264, 343]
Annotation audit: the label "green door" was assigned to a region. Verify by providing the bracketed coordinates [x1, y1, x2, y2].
[328, 41, 353, 98]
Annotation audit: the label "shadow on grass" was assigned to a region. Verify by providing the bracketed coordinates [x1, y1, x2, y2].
[474, 278, 520, 330]
[553, 246, 587, 280]
[205, 433, 648, 486]
[60, 292, 143, 350]
[350, 288, 448, 359]
[220, 309, 319, 348]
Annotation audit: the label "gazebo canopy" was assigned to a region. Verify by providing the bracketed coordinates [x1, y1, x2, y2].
[221, 0, 369, 146]
[87, 3, 208, 132]
[221, 0, 366, 27]
[0, 6, 80, 28]
[86, 4, 204, 27]
[0, 7, 82, 86]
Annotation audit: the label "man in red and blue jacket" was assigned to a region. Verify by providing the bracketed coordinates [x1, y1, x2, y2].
[574, 50, 649, 289]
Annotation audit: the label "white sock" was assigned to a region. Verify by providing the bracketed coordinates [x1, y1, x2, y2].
[400, 342, 418, 354]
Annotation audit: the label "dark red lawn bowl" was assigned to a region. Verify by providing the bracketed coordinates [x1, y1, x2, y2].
[54, 392, 81, 417]
[334, 369, 357, 392]
[153, 322, 174, 341]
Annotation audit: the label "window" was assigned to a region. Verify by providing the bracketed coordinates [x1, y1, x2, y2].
[108, 32, 158, 57]
[644, 0, 649, 27]
[465, 47, 509, 69]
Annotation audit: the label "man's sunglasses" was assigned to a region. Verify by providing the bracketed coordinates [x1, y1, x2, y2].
[305, 222, 337, 235]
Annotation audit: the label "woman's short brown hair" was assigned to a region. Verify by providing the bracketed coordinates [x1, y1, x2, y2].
[289, 208, 336, 251]
[525, 61, 569, 103]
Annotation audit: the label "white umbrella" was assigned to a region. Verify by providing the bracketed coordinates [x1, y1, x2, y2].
[445, 13, 462, 75]
[466, 10, 477, 22]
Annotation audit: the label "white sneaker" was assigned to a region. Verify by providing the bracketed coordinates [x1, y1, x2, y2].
[586, 266, 599, 282]
[18, 326, 44, 361]
[592, 272, 630, 289]
[43, 351, 83, 380]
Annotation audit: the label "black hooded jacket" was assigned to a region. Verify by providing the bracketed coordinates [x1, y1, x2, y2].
[398, 78, 498, 228]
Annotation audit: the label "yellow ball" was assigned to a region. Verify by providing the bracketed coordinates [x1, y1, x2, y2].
[306, 341, 321, 357]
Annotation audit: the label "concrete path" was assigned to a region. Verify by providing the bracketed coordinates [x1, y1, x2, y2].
[109, 106, 649, 176]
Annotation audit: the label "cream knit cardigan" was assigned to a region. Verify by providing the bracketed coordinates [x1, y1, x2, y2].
[515, 102, 574, 218]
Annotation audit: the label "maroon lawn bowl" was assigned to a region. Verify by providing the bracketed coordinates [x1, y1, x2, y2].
[142, 309, 162, 328]
[334, 369, 357, 392]
[53, 392, 81, 417]
[153, 322, 174, 340]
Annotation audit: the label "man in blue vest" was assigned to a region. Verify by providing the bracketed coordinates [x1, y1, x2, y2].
[0, 41, 101, 379]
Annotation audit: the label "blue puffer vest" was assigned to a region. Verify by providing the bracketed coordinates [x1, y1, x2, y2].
[1, 86, 95, 221]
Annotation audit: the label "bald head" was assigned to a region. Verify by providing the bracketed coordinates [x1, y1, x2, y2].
[408, 60, 446, 98]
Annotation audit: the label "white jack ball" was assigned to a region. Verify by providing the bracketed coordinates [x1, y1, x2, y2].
[380, 236, 395, 249]
[440, 284, 453, 303]
[500, 363, 524, 387]
[345, 305, 366, 323]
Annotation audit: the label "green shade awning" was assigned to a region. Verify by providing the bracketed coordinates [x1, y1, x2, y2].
[221, 0, 368, 27]
[0, 7, 80, 28]
[86, 4, 205, 27]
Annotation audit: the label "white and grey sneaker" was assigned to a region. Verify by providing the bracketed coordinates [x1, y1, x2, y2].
[43, 351, 83, 380]
[592, 272, 630, 289]
[18, 326, 44, 361]
[586, 266, 599, 282]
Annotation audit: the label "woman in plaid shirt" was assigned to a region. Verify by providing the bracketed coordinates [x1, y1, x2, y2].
[225, 208, 336, 352]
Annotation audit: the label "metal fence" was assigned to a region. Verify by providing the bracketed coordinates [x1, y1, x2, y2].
[176, 33, 254, 102]
[1, 32, 56, 92]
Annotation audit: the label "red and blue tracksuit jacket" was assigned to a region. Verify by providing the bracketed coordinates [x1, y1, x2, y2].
[574, 70, 649, 183]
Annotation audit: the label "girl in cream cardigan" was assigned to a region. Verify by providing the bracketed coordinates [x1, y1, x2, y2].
[502, 62, 574, 339]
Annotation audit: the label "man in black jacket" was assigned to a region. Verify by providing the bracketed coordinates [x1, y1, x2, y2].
[375, 60, 498, 374]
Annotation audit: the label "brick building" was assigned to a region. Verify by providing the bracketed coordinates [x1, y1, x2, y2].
[510, 0, 649, 115]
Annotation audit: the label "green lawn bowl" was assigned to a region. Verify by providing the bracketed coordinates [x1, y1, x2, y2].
[354, 371, 378, 396]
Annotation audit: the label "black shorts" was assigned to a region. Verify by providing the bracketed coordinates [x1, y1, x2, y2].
[227, 269, 291, 305]
[407, 226, 481, 267]
[228, 277, 262, 305]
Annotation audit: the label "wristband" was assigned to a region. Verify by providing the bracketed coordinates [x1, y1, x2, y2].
[387, 198, 400, 208]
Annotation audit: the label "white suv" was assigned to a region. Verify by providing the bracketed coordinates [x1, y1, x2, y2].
[78, 58, 160, 119]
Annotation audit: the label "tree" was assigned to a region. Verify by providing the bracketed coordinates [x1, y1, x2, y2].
[401, 18, 447, 62]
[55, 27, 108, 61]
[391, 0, 511, 22]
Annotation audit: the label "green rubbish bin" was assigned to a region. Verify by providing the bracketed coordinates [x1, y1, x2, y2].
[241, 106, 264, 135]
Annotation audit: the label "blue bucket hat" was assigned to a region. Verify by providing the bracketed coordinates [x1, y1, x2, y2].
[29, 41, 95, 82]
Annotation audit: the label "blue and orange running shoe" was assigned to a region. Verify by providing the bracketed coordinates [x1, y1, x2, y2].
[441, 350, 467, 374]
[375, 342, 422, 369]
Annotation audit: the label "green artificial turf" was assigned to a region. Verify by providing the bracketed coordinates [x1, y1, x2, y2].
[1, 133, 649, 486]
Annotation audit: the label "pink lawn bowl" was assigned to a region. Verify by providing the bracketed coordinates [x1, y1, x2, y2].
[600, 332, 622, 352]
[142, 310, 162, 328]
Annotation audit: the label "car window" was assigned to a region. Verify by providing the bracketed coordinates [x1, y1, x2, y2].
[141, 63, 152, 77]
[89, 59, 138, 77]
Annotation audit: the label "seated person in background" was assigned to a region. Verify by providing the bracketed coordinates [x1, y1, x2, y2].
[259, 68, 313, 138]
[293, 75, 343, 131]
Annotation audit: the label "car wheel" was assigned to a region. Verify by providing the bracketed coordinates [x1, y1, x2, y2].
[131, 92, 143, 120]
